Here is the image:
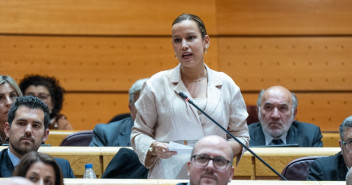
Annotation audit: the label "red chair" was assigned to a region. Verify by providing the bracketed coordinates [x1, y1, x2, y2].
[246, 105, 259, 125]
[281, 156, 325, 180]
[59, 130, 93, 146]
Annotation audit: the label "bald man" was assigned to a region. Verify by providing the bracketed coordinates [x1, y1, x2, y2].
[177, 135, 235, 185]
[249, 86, 323, 147]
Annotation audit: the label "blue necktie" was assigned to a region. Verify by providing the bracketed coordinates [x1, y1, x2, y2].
[271, 139, 283, 145]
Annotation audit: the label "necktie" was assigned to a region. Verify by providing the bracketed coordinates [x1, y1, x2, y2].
[271, 139, 283, 145]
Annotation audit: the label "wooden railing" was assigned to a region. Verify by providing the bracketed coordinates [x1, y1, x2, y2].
[0, 146, 341, 179]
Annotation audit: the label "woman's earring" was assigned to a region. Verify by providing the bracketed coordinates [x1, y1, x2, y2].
[204, 47, 208, 53]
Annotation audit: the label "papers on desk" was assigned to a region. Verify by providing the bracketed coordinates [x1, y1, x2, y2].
[168, 141, 193, 154]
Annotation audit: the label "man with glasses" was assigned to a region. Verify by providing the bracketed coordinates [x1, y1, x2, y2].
[177, 135, 234, 185]
[307, 115, 352, 180]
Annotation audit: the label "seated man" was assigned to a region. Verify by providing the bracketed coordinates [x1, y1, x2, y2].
[249, 85, 323, 147]
[0, 96, 74, 178]
[307, 115, 352, 181]
[89, 79, 149, 179]
[347, 168, 352, 185]
[177, 135, 235, 185]
[89, 78, 148, 147]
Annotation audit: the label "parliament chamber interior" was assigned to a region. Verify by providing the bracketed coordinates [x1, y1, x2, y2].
[1, 0, 352, 184]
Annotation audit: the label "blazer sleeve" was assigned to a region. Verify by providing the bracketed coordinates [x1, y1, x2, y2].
[55, 158, 75, 178]
[89, 124, 107, 146]
[307, 160, 324, 180]
[312, 126, 323, 147]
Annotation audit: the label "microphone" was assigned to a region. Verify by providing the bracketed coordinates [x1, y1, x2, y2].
[178, 92, 287, 180]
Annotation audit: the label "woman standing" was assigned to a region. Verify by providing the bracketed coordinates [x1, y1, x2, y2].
[131, 13, 249, 179]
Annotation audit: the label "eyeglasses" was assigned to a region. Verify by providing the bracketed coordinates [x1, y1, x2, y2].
[341, 140, 352, 152]
[191, 154, 231, 170]
[25, 93, 50, 101]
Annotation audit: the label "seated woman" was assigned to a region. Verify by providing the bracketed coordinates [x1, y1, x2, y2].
[19, 75, 73, 130]
[13, 151, 63, 185]
[0, 75, 22, 145]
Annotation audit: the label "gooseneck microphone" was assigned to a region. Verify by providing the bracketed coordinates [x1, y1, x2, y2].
[178, 92, 287, 180]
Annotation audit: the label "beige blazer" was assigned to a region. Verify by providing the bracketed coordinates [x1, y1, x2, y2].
[131, 64, 249, 179]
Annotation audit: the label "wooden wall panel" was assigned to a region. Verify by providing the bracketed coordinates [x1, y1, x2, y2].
[0, 0, 217, 35]
[219, 37, 352, 91]
[0, 36, 218, 91]
[216, 0, 352, 35]
[62, 93, 129, 130]
[243, 93, 352, 132]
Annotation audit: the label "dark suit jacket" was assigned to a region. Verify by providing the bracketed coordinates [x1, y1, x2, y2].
[102, 148, 148, 179]
[249, 121, 323, 147]
[307, 152, 348, 181]
[0, 148, 75, 178]
[89, 117, 133, 146]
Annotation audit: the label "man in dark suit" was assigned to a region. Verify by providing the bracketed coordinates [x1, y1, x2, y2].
[307, 116, 352, 180]
[249, 86, 323, 147]
[0, 96, 74, 178]
[89, 78, 149, 179]
[89, 78, 149, 147]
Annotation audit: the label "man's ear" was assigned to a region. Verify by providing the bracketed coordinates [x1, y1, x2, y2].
[4, 122, 11, 138]
[42, 129, 50, 143]
[339, 140, 343, 150]
[228, 166, 235, 182]
[187, 161, 191, 176]
[293, 108, 298, 117]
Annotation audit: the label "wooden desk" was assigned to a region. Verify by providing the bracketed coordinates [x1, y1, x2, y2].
[236, 147, 341, 180]
[62, 179, 343, 185]
[322, 133, 340, 147]
[45, 130, 341, 147]
[0, 146, 342, 180]
[45, 130, 80, 146]
[38, 146, 102, 178]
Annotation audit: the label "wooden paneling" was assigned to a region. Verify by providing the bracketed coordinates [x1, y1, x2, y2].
[0, 0, 217, 35]
[243, 93, 352, 132]
[1, 0, 351, 132]
[0, 36, 218, 91]
[62, 93, 129, 130]
[219, 37, 352, 91]
[216, 0, 352, 35]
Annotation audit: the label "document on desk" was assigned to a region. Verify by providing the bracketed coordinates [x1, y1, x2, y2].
[168, 141, 193, 154]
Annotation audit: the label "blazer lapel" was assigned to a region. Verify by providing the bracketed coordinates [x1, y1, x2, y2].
[172, 65, 199, 118]
[251, 124, 266, 146]
[286, 122, 299, 145]
[203, 66, 222, 116]
[119, 118, 133, 146]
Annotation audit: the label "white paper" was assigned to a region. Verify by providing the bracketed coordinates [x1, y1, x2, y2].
[168, 141, 193, 154]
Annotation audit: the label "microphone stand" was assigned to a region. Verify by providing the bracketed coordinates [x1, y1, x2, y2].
[178, 92, 287, 180]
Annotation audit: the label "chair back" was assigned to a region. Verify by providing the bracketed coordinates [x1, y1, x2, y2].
[281, 156, 325, 180]
[246, 105, 259, 125]
[60, 130, 93, 146]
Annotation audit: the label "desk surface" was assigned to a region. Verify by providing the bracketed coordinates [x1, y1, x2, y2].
[62, 179, 344, 185]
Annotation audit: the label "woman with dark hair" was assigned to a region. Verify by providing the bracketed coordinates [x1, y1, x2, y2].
[19, 75, 73, 130]
[13, 151, 63, 185]
[131, 13, 249, 179]
[0, 75, 23, 145]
